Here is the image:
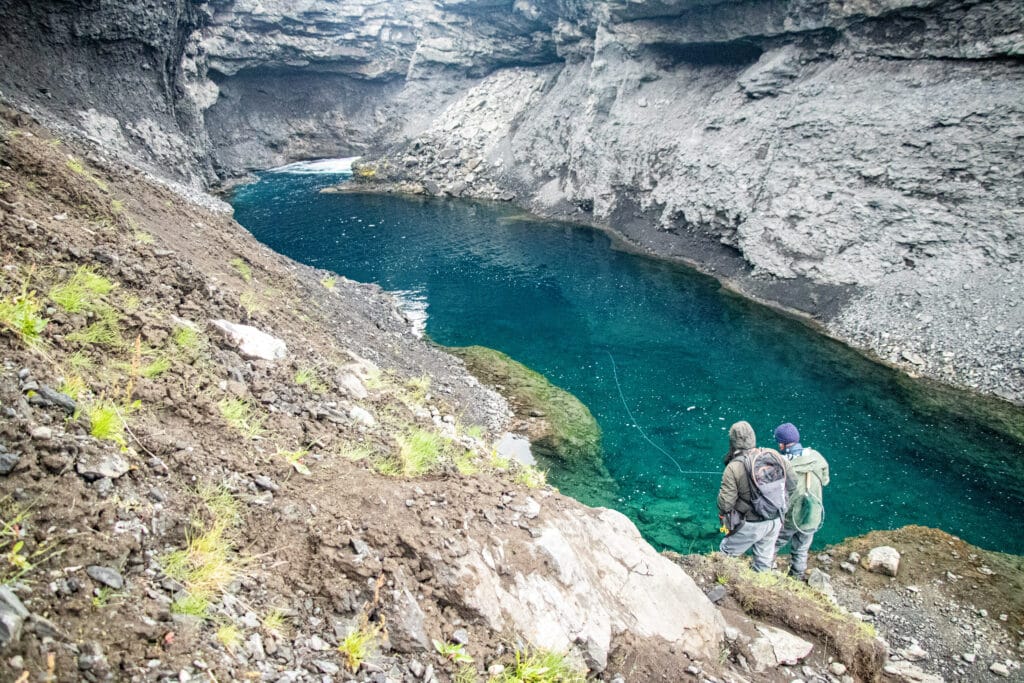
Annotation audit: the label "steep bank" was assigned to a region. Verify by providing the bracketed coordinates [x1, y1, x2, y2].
[0, 106, 728, 680]
[0, 0, 1020, 403]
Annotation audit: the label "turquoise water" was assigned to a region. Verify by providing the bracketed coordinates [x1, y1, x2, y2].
[232, 171, 1024, 555]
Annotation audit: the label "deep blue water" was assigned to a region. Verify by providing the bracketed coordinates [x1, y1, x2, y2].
[232, 171, 1024, 555]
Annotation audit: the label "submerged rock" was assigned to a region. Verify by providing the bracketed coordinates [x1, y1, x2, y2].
[448, 345, 601, 462]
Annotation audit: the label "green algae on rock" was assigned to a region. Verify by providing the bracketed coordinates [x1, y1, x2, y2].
[447, 345, 602, 463]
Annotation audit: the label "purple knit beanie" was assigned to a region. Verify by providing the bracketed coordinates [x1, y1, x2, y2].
[773, 422, 800, 445]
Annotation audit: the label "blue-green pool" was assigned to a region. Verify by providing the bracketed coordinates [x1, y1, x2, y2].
[232, 170, 1024, 555]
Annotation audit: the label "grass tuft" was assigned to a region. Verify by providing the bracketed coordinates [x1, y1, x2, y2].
[392, 429, 447, 477]
[0, 275, 47, 346]
[489, 648, 585, 683]
[321, 276, 336, 290]
[66, 156, 109, 192]
[86, 400, 127, 446]
[142, 355, 172, 379]
[239, 290, 263, 316]
[216, 623, 244, 651]
[338, 618, 384, 673]
[262, 608, 290, 636]
[230, 257, 253, 282]
[66, 305, 122, 348]
[515, 464, 547, 489]
[294, 367, 326, 393]
[218, 397, 265, 439]
[171, 325, 202, 354]
[49, 265, 115, 313]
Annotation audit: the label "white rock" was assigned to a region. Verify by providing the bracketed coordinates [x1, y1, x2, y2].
[990, 662, 1010, 677]
[865, 546, 901, 576]
[962, 653, 976, 663]
[751, 624, 813, 668]
[338, 373, 367, 399]
[899, 644, 928, 662]
[884, 661, 943, 682]
[348, 406, 376, 427]
[209, 319, 287, 361]
[865, 603, 883, 616]
[829, 662, 848, 676]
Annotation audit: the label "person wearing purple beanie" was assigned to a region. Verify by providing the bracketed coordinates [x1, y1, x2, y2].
[773, 422, 830, 581]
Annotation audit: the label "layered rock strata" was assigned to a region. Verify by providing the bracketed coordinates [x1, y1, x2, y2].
[0, 0, 1021, 402]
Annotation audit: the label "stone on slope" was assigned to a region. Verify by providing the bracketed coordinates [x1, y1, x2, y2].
[209, 320, 287, 361]
[76, 451, 130, 480]
[749, 624, 814, 670]
[865, 546, 901, 577]
[0, 586, 29, 650]
[884, 660, 943, 682]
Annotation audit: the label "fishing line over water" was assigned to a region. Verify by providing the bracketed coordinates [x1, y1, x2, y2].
[606, 351, 720, 476]
[231, 169, 1024, 555]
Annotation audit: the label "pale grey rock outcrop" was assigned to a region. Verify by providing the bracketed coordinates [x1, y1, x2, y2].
[434, 504, 725, 666]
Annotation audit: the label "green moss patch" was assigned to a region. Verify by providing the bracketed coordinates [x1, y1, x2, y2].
[447, 345, 601, 463]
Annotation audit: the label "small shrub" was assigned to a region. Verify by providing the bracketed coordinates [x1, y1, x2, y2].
[0, 276, 47, 346]
[464, 425, 485, 440]
[338, 618, 384, 673]
[218, 397, 264, 438]
[434, 640, 473, 664]
[230, 258, 253, 282]
[489, 451, 511, 471]
[134, 230, 154, 245]
[321, 276, 336, 290]
[110, 199, 124, 214]
[0, 505, 61, 585]
[279, 447, 311, 476]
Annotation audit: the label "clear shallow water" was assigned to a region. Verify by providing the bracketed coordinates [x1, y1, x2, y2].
[232, 171, 1024, 555]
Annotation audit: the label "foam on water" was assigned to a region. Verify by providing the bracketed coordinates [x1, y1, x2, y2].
[268, 157, 361, 175]
[392, 290, 429, 338]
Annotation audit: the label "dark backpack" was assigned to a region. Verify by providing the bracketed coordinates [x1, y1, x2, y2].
[742, 449, 788, 520]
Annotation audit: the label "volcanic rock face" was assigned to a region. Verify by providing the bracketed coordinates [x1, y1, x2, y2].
[0, 0, 1021, 401]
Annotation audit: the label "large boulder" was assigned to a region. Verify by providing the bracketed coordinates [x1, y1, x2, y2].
[435, 505, 725, 664]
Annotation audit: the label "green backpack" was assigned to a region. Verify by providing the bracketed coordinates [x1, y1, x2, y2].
[786, 450, 826, 532]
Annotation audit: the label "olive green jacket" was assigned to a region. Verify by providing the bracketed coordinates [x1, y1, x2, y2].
[717, 448, 796, 521]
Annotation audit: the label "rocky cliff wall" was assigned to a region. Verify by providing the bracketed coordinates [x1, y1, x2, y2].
[0, 0, 1020, 402]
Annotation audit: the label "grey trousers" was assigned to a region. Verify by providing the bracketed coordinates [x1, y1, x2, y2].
[719, 518, 782, 572]
[775, 526, 815, 574]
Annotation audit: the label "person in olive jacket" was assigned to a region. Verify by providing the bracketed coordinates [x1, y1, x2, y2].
[717, 421, 795, 572]
[772, 422, 830, 580]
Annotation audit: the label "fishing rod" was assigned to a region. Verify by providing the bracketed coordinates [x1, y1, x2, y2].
[606, 351, 721, 476]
